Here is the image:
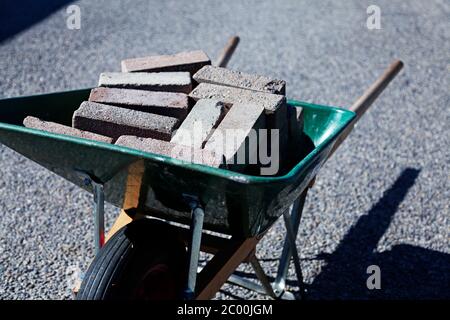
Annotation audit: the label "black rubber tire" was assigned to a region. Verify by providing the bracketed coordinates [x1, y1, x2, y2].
[77, 218, 187, 300]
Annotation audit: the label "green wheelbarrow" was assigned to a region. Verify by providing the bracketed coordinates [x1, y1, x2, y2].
[0, 38, 403, 299]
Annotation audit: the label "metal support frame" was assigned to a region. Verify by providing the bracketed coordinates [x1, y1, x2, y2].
[183, 195, 205, 299]
[76, 167, 307, 299]
[281, 208, 305, 296]
[248, 255, 277, 298]
[226, 190, 308, 299]
[273, 190, 307, 297]
[76, 171, 105, 254]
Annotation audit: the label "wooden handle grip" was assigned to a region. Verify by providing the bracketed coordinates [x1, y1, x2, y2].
[215, 36, 240, 67]
[350, 60, 404, 117]
[329, 60, 404, 157]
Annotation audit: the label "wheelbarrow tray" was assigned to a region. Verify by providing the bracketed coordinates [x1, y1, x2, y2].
[0, 88, 355, 237]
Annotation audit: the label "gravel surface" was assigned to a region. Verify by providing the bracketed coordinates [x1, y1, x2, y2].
[0, 0, 449, 300]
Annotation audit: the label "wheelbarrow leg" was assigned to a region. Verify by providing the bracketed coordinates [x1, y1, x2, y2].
[76, 171, 105, 254]
[184, 196, 205, 299]
[92, 181, 105, 254]
[248, 255, 277, 298]
[273, 189, 308, 298]
[224, 190, 308, 300]
[225, 251, 278, 298]
[282, 208, 305, 298]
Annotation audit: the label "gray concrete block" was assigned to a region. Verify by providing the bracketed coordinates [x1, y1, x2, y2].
[189, 83, 285, 113]
[89, 87, 189, 119]
[193, 65, 286, 94]
[285, 105, 310, 170]
[265, 101, 288, 129]
[98, 72, 192, 93]
[288, 105, 304, 144]
[121, 50, 211, 74]
[189, 83, 286, 124]
[72, 101, 179, 141]
[170, 99, 225, 149]
[23, 116, 113, 144]
[259, 103, 289, 175]
[115, 135, 221, 168]
[271, 121, 289, 175]
[190, 84, 290, 175]
[204, 102, 265, 170]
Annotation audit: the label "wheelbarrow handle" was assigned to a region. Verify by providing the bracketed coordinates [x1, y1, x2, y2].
[215, 36, 240, 67]
[329, 59, 404, 157]
[350, 60, 404, 117]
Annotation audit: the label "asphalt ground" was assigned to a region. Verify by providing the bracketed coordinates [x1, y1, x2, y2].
[0, 0, 448, 299]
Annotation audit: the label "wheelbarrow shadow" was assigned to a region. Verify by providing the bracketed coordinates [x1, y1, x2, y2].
[308, 167, 450, 299]
[223, 168, 450, 299]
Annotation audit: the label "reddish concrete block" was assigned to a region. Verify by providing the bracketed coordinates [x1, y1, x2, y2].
[115, 135, 221, 168]
[23, 116, 113, 143]
[72, 101, 179, 141]
[193, 65, 286, 94]
[170, 99, 225, 149]
[88, 87, 189, 119]
[121, 50, 211, 74]
[98, 72, 192, 93]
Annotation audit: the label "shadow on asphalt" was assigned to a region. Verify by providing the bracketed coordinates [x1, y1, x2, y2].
[309, 168, 450, 299]
[0, 0, 73, 43]
[223, 168, 450, 299]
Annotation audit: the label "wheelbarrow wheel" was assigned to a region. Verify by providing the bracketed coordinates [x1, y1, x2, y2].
[77, 218, 187, 300]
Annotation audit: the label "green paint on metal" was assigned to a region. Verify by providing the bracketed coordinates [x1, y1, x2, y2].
[0, 88, 355, 237]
